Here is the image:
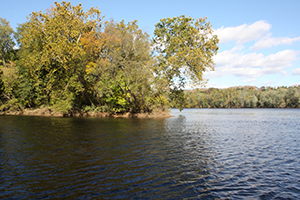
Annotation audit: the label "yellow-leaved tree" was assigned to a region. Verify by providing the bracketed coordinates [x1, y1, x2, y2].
[18, 1, 102, 113]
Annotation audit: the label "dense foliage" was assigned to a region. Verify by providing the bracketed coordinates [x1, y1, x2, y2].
[152, 16, 219, 110]
[183, 86, 300, 108]
[0, 17, 15, 68]
[0, 1, 218, 115]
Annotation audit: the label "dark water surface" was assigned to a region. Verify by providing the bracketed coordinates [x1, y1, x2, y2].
[0, 109, 300, 199]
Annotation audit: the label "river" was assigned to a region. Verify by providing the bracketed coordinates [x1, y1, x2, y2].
[1, 109, 300, 199]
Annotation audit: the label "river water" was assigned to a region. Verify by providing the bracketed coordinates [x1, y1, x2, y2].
[0, 109, 300, 199]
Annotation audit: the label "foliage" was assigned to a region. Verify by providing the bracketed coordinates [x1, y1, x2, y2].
[152, 15, 218, 89]
[81, 19, 154, 113]
[183, 86, 300, 109]
[2, 1, 162, 114]
[0, 17, 15, 68]
[152, 15, 218, 111]
[17, 1, 102, 112]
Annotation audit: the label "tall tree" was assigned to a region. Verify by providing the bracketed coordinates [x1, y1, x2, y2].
[153, 15, 218, 88]
[152, 15, 218, 110]
[18, 1, 102, 113]
[83, 20, 154, 113]
[0, 18, 15, 68]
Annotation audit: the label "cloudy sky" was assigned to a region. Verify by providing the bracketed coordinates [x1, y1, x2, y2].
[1, 0, 299, 88]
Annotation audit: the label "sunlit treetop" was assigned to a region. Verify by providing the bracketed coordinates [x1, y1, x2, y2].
[153, 15, 219, 89]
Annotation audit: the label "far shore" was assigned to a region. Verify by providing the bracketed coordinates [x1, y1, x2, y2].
[0, 108, 172, 119]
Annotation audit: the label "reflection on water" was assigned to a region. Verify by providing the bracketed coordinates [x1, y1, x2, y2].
[1, 109, 300, 199]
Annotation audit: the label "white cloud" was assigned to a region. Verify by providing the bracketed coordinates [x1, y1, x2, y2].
[250, 33, 300, 50]
[242, 78, 257, 83]
[291, 68, 300, 75]
[205, 47, 299, 79]
[214, 20, 271, 44]
[281, 71, 288, 76]
[205, 21, 300, 87]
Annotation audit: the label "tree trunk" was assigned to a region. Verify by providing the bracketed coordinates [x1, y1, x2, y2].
[2, 55, 6, 68]
[118, 84, 128, 102]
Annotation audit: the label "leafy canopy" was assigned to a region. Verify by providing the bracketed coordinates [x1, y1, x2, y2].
[0, 17, 15, 68]
[153, 15, 219, 89]
[0, 2, 221, 113]
[18, 1, 103, 112]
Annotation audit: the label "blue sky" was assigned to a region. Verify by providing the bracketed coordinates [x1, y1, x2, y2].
[1, 0, 300, 88]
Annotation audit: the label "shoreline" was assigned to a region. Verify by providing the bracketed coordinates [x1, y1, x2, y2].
[0, 108, 172, 118]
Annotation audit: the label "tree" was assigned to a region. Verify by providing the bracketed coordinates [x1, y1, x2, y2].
[153, 15, 218, 88]
[107, 20, 153, 112]
[84, 20, 154, 113]
[18, 1, 102, 113]
[0, 18, 15, 68]
[152, 15, 218, 110]
[285, 87, 300, 108]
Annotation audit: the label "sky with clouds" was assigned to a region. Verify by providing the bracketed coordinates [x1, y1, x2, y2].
[1, 0, 299, 88]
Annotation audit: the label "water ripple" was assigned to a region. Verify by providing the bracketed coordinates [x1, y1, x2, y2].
[1, 109, 300, 199]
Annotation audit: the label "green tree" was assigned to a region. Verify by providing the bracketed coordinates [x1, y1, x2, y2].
[152, 15, 218, 110]
[0, 18, 15, 68]
[197, 92, 209, 108]
[106, 20, 153, 113]
[84, 20, 154, 113]
[0, 65, 21, 111]
[153, 15, 218, 88]
[285, 87, 300, 108]
[18, 1, 102, 113]
[244, 88, 258, 108]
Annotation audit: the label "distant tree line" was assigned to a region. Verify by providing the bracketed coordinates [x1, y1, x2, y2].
[182, 86, 300, 108]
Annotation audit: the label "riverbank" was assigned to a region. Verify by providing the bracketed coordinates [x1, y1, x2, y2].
[0, 108, 172, 118]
